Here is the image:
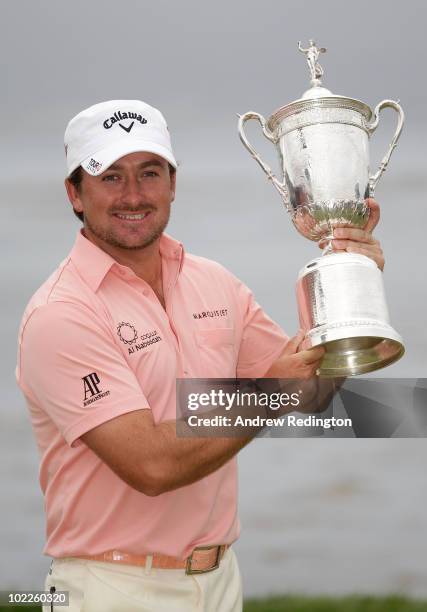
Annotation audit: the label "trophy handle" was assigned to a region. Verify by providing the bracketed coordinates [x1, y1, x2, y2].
[366, 99, 405, 196]
[237, 111, 291, 211]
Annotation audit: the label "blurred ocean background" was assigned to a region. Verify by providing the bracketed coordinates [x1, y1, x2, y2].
[1, 0, 427, 598]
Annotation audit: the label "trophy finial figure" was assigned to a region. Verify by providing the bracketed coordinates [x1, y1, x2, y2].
[298, 40, 327, 85]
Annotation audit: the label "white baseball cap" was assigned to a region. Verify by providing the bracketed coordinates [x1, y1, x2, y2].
[64, 99, 177, 177]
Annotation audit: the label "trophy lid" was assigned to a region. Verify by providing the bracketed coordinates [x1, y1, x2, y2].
[267, 40, 372, 131]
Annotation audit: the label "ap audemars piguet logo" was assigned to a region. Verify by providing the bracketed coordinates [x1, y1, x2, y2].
[82, 372, 111, 407]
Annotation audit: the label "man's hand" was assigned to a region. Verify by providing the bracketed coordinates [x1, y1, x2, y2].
[262, 330, 324, 379]
[318, 198, 385, 271]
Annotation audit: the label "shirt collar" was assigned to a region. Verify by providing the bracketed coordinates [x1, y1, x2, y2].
[159, 232, 185, 273]
[70, 229, 185, 292]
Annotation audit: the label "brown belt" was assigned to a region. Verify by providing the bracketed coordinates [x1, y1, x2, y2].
[78, 544, 229, 575]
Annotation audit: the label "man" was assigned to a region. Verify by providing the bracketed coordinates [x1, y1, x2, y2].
[16, 99, 385, 611]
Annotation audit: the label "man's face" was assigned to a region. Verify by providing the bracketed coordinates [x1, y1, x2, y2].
[66, 151, 176, 251]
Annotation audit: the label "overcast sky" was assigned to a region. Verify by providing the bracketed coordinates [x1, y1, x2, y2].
[1, 0, 425, 178]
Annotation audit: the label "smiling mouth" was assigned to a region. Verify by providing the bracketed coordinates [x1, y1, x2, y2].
[113, 211, 151, 221]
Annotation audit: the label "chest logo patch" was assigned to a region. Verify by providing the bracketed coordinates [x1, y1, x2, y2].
[117, 322, 162, 355]
[117, 321, 138, 345]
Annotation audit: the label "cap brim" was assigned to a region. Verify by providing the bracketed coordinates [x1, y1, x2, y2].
[79, 139, 177, 176]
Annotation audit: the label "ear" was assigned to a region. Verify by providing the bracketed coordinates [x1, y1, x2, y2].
[65, 178, 84, 214]
[170, 171, 176, 203]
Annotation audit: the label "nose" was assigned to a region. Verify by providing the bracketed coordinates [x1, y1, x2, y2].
[120, 175, 146, 208]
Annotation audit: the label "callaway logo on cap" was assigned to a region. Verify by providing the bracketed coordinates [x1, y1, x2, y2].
[64, 100, 177, 177]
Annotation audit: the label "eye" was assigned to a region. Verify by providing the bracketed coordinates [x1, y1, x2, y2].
[143, 170, 159, 177]
[102, 174, 120, 182]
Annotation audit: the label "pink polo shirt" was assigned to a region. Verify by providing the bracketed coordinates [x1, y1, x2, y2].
[16, 230, 287, 559]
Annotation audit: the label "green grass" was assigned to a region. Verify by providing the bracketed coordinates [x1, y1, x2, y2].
[1, 595, 426, 611]
[244, 595, 427, 611]
[0, 608, 41, 611]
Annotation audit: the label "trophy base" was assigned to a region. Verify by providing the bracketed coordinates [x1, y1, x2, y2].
[296, 252, 405, 377]
[309, 333, 404, 378]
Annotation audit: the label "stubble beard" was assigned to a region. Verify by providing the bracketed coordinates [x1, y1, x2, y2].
[84, 208, 170, 251]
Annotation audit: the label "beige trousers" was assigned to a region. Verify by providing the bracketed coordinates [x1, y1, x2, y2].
[42, 547, 242, 612]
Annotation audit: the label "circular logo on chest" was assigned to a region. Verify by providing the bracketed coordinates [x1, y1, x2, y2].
[117, 321, 138, 345]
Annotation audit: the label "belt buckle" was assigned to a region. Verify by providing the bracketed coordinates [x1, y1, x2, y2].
[185, 545, 222, 575]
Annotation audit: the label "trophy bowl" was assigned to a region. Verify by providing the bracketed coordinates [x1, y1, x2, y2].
[238, 40, 405, 377]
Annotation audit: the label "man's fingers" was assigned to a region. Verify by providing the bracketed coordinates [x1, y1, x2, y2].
[363, 198, 380, 233]
[299, 346, 325, 365]
[333, 228, 377, 244]
[318, 199, 380, 250]
[283, 329, 305, 355]
[318, 238, 334, 250]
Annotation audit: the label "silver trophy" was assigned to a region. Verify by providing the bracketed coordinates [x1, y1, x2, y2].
[238, 40, 405, 376]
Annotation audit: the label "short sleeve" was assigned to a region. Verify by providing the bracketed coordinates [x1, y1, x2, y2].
[18, 301, 149, 447]
[234, 279, 289, 378]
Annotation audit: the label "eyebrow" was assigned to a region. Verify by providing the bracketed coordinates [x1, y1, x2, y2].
[107, 159, 165, 171]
